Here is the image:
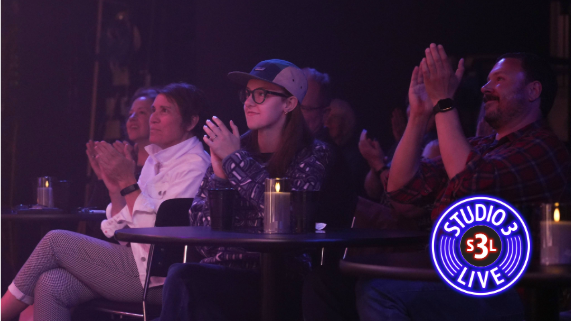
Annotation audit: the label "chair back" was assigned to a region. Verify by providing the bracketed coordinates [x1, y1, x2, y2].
[147, 198, 194, 278]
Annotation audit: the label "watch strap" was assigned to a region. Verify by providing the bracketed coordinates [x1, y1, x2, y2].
[374, 165, 390, 177]
[120, 183, 140, 196]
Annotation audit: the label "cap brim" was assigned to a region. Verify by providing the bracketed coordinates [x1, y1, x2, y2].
[227, 71, 265, 86]
[227, 71, 290, 94]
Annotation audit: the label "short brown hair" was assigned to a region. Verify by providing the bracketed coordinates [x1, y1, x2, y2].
[158, 83, 210, 135]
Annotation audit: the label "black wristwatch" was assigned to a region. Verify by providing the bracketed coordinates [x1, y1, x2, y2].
[433, 98, 455, 114]
[120, 183, 140, 196]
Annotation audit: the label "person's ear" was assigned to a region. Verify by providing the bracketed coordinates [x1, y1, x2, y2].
[527, 81, 542, 103]
[284, 96, 298, 114]
[186, 115, 199, 132]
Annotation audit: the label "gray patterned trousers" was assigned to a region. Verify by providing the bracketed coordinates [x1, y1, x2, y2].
[8, 230, 161, 321]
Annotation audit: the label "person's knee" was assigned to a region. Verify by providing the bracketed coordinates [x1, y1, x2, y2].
[41, 230, 76, 249]
[34, 269, 69, 307]
[165, 263, 196, 283]
[163, 263, 201, 299]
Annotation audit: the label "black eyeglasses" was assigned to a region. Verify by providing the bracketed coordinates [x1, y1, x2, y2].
[239, 87, 290, 104]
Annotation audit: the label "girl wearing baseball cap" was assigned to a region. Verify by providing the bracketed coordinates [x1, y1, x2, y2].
[158, 59, 335, 320]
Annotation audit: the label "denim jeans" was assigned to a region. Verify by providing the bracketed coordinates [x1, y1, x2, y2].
[355, 278, 525, 321]
[157, 263, 261, 321]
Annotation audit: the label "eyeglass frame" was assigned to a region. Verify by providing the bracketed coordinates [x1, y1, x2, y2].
[239, 87, 291, 104]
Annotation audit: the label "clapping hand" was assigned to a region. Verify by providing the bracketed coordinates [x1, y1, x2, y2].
[94, 141, 136, 194]
[203, 116, 240, 180]
[358, 129, 386, 170]
[408, 66, 433, 118]
[202, 116, 240, 160]
[420, 43, 465, 106]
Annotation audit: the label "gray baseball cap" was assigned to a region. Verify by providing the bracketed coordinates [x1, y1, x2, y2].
[227, 59, 308, 102]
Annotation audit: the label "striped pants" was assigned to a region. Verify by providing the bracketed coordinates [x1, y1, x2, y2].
[8, 230, 162, 321]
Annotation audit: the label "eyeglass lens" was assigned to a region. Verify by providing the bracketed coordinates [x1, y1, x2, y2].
[239, 88, 268, 104]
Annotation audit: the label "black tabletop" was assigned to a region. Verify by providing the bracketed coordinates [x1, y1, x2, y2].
[339, 252, 571, 286]
[1, 212, 106, 221]
[114, 226, 430, 252]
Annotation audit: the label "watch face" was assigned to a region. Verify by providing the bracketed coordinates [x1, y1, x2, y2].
[434, 99, 454, 114]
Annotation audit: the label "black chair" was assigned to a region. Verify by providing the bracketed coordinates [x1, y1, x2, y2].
[77, 198, 196, 321]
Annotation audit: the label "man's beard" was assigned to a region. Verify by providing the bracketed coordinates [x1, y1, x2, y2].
[483, 90, 527, 130]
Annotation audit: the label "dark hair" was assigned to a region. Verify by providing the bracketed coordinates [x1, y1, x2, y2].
[241, 102, 314, 178]
[158, 83, 210, 136]
[302, 68, 333, 108]
[129, 87, 159, 107]
[496, 53, 557, 117]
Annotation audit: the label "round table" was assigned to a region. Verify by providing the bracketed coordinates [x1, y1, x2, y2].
[115, 226, 429, 321]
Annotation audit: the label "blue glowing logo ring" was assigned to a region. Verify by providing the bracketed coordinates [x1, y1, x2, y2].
[430, 195, 531, 296]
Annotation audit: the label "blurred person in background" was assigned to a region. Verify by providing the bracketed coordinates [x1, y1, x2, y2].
[301, 67, 357, 233]
[324, 98, 369, 197]
[85, 87, 159, 208]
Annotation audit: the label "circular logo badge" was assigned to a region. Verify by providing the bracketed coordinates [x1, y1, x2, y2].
[430, 196, 531, 296]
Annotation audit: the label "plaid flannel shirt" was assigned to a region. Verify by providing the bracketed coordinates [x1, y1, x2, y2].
[388, 120, 571, 221]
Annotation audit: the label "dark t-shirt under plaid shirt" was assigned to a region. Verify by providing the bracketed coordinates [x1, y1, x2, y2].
[388, 120, 571, 221]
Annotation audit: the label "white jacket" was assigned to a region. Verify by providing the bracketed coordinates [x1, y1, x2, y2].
[101, 136, 210, 286]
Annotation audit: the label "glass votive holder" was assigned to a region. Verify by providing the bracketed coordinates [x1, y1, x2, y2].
[208, 188, 236, 231]
[263, 178, 291, 233]
[540, 203, 571, 265]
[37, 176, 54, 208]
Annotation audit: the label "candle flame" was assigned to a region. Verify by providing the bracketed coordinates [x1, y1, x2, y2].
[554, 204, 560, 222]
[45, 181, 49, 188]
[275, 182, 280, 193]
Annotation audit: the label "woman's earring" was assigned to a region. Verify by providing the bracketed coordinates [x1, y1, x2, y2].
[284, 110, 289, 115]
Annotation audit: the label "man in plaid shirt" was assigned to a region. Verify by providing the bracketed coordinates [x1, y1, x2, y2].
[386, 46, 570, 220]
[355, 45, 570, 321]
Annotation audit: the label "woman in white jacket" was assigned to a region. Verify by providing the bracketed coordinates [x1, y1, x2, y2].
[1, 83, 211, 321]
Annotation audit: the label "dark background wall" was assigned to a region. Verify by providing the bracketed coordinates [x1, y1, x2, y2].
[1, 0, 553, 208]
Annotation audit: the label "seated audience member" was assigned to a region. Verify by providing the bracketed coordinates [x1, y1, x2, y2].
[301, 67, 357, 228]
[324, 98, 369, 197]
[300, 67, 333, 140]
[86, 87, 158, 208]
[0, 83, 211, 321]
[157, 59, 334, 321]
[360, 103, 438, 203]
[358, 45, 571, 320]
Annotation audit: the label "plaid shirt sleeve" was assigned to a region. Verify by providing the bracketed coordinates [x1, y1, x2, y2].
[388, 122, 571, 221]
[386, 156, 449, 207]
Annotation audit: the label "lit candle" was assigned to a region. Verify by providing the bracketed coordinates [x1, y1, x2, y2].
[264, 179, 291, 233]
[37, 180, 54, 208]
[540, 203, 571, 265]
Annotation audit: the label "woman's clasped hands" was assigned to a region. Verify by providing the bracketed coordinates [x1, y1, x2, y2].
[202, 116, 240, 179]
[91, 140, 137, 194]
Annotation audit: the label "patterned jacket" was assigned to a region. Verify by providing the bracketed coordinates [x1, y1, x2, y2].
[190, 140, 334, 269]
